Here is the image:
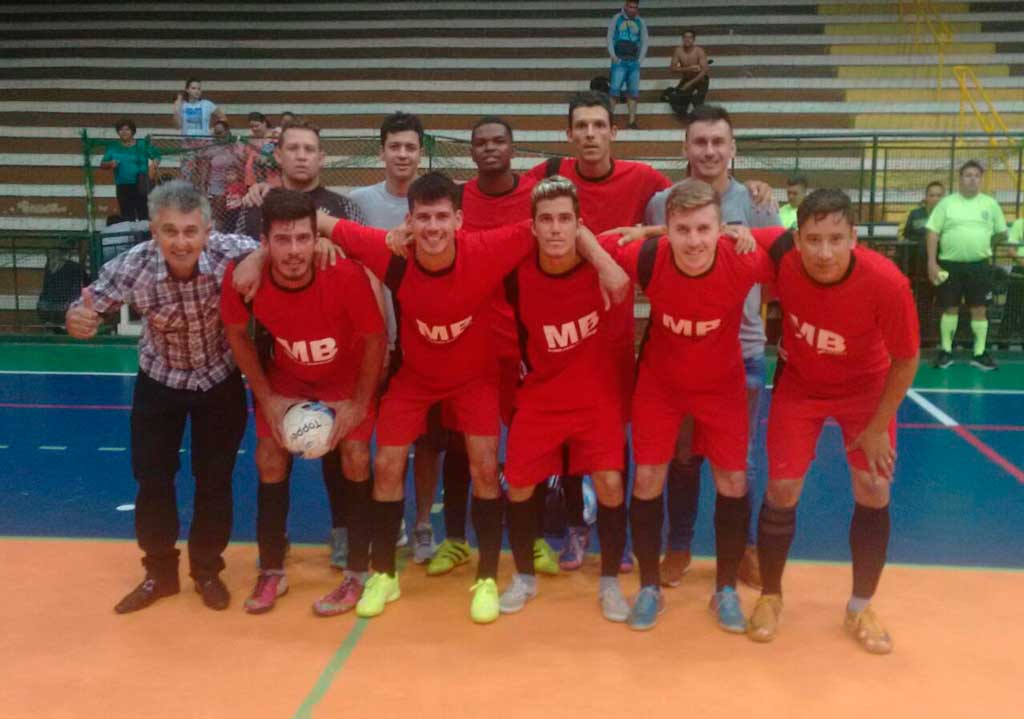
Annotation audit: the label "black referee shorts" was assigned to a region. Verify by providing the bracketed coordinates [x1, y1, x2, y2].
[937, 260, 992, 307]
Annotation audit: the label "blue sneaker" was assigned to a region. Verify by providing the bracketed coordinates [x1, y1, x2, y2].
[709, 586, 746, 633]
[559, 525, 589, 571]
[627, 585, 664, 631]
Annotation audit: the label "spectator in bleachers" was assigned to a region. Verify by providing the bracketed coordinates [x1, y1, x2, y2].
[100, 118, 160, 221]
[607, 1, 648, 130]
[668, 30, 710, 119]
[926, 160, 1008, 371]
[172, 78, 225, 136]
[778, 175, 808, 229]
[201, 120, 246, 232]
[244, 111, 278, 186]
[901, 181, 945, 279]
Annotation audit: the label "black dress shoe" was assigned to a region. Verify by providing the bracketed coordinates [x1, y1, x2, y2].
[194, 575, 230, 610]
[114, 576, 180, 614]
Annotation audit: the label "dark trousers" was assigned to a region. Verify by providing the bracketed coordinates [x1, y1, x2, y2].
[668, 76, 710, 119]
[116, 183, 149, 221]
[129, 369, 247, 580]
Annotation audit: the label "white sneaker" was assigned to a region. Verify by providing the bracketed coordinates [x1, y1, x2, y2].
[499, 575, 537, 614]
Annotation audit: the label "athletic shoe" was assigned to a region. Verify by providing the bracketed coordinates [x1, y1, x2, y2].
[619, 547, 635, 574]
[426, 538, 471, 576]
[737, 545, 763, 590]
[628, 121, 640, 130]
[598, 582, 631, 623]
[114, 575, 180, 614]
[933, 350, 954, 369]
[312, 575, 363, 617]
[328, 527, 348, 570]
[470, 578, 500, 624]
[396, 518, 408, 547]
[971, 352, 998, 371]
[627, 586, 665, 631]
[244, 571, 288, 615]
[559, 525, 590, 570]
[499, 575, 537, 614]
[844, 605, 893, 655]
[412, 526, 436, 565]
[355, 572, 401, 618]
[532, 538, 560, 575]
[660, 549, 691, 588]
[709, 586, 747, 633]
[747, 594, 783, 643]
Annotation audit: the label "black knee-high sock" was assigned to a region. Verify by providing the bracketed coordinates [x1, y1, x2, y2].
[714, 493, 751, 591]
[507, 498, 536, 576]
[630, 496, 664, 588]
[343, 478, 373, 573]
[473, 496, 503, 581]
[563, 475, 585, 528]
[665, 455, 702, 552]
[597, 502, 627, 578]
[532, 481, 549, 539]
[257, 481, 289, 571]
[321, 450, 346, 528]
[443, 441, 470, 541]
[850, 503, 891, 600]
[757, 502, 797, 596]
[370, 499, 403, 576]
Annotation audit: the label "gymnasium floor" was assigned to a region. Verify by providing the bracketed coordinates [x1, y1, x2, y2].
[2, 343, 1022, 719]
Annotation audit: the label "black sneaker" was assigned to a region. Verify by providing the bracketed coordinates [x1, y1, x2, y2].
[194, 575, 231, 610]
[933, 350, 954, 369]
[970, 352, 998, 371]
[627, 120, 639, 130]
[114, 575, 180, 614]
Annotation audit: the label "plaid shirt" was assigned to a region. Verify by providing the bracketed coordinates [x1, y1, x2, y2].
[76, 232, 259, 391]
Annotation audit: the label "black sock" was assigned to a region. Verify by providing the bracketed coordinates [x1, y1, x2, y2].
[370, 499, 403, 576]
[532, 481, 549, 539]
[321, 450, 346, 528]
[472, 496, 503, 581]
[714, 493, 751, 591]
[850, 503, 891, 600]
[507, 497, 536, 576]
[757, 502, 797, 596]
[597, 501, 627, 578]
[563, 474, 585, 528]
[257, 481, 289, 571]
[665, 455, 702, 551]
[343, 478, 372, 573]
[443, 441, 470, 541]
[630, 495, 664, 588]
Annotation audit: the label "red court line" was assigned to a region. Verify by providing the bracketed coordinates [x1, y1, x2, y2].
[952, 425, 1024, 484]
[898, 422, 1024, 432]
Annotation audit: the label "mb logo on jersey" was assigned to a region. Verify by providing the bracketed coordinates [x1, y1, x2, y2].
[416, 316, 473, 344]
[661, 313, 721, 338]
[276, 337, 338, 365]
[789, 314, 847, 355]
[544, 311, 599, 353]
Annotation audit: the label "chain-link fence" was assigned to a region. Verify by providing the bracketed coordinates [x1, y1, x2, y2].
[0, 230, 93, 333]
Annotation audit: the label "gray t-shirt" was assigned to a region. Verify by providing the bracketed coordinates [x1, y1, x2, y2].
[644, 177, 781, 358]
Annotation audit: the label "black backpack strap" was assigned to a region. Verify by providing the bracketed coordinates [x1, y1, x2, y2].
[503, 270, 532, 375]
[769, 229, 795, 267]
[544, 156, 562, 178]
[384, 255, 408, 293]
[637, 236, 660, 291]
[241, 295, 274, 366]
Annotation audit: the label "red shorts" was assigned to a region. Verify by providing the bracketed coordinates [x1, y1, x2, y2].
[630, 368, 748, 470]
[253, 375, 376, 443]
[767, 385, 896, 480]
[504, 401, 625, 488]
[614, 343, 636, 423]
[377, 368, 499, 446]
[498, 355, 521, 428]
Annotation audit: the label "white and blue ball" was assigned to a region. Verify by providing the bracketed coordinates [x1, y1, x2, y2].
[282, 401, 336, 459]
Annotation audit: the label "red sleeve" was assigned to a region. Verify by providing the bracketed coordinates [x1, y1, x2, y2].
[752, 226, 788, 252]
[219, 262, 251, 325]
[473, 220, 536, 277]
[751, 246, 776, 283]
[649, 166, 672, 193]
[340, 262, 385, 336]
[329, 218, 391, 281]
[610, 235, 643, 283]
[876, 273, 920, 360]
[525, 160, 549, 181]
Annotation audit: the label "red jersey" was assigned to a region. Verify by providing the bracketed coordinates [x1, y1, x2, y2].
[504, 250, 618, 411]
[772, 242, 920, 398]
[615, 234, 775, 392]
[461, 175, 539, 359]
[220, 259, 384, 394]
[329, 218, 535, 392]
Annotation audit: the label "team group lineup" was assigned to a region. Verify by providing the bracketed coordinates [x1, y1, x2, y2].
[64, 92, 921, 656]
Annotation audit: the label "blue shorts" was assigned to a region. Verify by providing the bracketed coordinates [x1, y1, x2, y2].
[609, 59, 640, 99]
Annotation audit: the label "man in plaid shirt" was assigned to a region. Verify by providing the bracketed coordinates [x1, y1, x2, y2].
[67, 180, 259, 614]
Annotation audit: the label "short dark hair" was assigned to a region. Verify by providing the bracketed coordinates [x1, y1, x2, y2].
[114, 117, 136, 135]
[247, 111, 267, 123]
[960, 160, 984, 175]
[796, 188, 856, 229]
[926, 181, 945, 193]
[278, 120, 321, 147]
[471, 116, 513, 142]
[567, 91, 613, 127]
[684, 104, 732, 137]
[380, 112, 424, 148]
[407, 171, 461, 212]
[184, 77, 200, 88]
[682, 28, 696, 38]
[787, 174, 809, 189]
[261, 188, 317, 239]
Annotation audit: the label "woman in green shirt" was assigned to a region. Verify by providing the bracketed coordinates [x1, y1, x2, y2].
[100, 118, 160, 221]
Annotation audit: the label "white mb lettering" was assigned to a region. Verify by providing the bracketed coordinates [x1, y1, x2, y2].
[543, 311, 599, 352]
[276, 337, 338, 365]
[662, 313, 721, 337]
[416, 316, 473, 344]
[789, 314, 847, 355]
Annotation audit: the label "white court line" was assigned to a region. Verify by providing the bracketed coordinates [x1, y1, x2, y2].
[0, 444, 8, 449]
[38, 445, 68, 451]
[97, 447, 126, 452]
[906, 390, 959, 427]
[0, 370, 137, 377]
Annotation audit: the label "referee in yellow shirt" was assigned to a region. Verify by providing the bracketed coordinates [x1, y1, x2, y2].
[926, 160, 1007, 370]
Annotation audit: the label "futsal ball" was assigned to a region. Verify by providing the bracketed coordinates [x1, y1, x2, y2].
[282, 401, 335, 459]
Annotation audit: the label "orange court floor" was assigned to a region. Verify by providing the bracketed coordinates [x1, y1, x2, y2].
[5, 538, 1022, 719]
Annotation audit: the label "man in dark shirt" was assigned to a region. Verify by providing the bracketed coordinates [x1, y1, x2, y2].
[901, 181, 944, 279]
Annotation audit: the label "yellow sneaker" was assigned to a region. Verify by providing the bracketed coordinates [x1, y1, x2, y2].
[354, 572, 400, 618]
[747, 594, 783, 643]
[469, 578, 500, 624]
[532, 538, 560, 576]
[426, 539, 471, 576]
[844, 605, 893, 655]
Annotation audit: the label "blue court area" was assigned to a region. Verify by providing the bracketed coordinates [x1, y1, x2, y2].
[1, 373, 1021, 569]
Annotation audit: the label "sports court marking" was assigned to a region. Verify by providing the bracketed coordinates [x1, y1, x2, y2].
[292, 619, 370, 719]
